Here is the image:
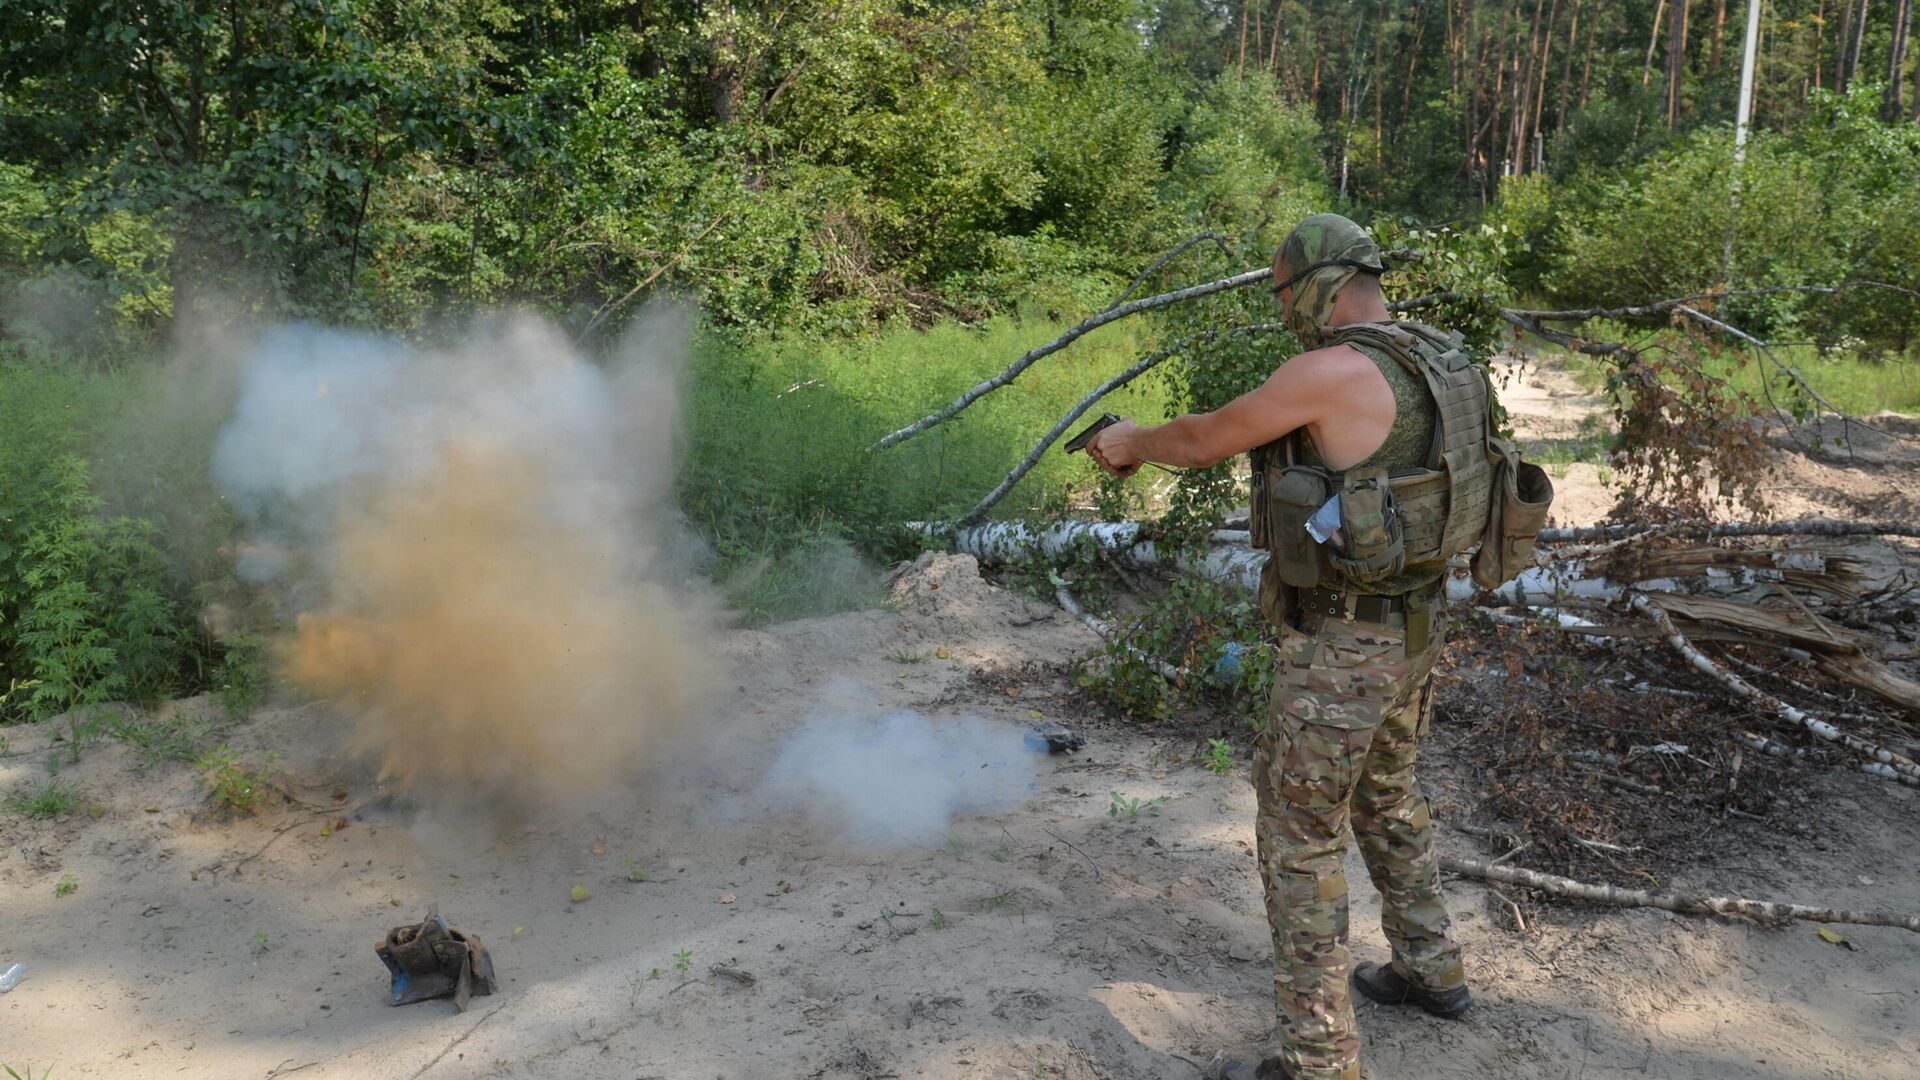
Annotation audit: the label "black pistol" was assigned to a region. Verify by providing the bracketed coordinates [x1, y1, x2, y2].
[1062, 413, 1122, 455]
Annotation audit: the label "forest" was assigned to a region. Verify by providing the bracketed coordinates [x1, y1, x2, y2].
[4, 0, 1919, 703]
[6, 5, 1920, 1079]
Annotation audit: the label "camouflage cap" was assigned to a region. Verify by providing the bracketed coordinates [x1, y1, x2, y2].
[1273, 213, 1385, 349]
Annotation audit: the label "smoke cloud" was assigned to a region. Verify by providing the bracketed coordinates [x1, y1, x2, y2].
[212, 309, 713, 808]
[762, 683, 1044, 846]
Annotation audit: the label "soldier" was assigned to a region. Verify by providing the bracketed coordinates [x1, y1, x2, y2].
[1086, 213, 1486, 1080]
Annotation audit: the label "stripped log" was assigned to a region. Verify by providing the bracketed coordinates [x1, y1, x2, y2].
[1630, 594, 1920, 786]
[1538, 519, 1920, 543]
[1442, 856, 1920, 933]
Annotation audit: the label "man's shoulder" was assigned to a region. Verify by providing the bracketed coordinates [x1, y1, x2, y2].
[1283, 341, 1376, 377]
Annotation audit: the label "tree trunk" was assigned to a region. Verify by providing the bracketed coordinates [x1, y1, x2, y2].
[1839, 0, 1858, 91]
[1580, 0, 1599, 109]
[1237, 0, 1250, 76]
[1556, 0, 1584, 134]
[1665, 0, 1691, 127]
[1531, 0, 1562, 169]
[1850, 0, 1874, 91]
[1888, 0, 1915, 119]
[1815, 0, 1828, 90]
[1709, 0, 1729, 72]
[1375, 0, 1387, 166]
[1645, 0, 1670, 86]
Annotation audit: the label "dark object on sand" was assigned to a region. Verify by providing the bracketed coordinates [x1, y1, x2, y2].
[376, 906, 498, 1011]
[1026, 722, 1085, 754]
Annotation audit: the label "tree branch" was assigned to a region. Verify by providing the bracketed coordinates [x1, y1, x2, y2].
[957, 324, 1287, 525]
[1110, 232, 1239, 308]
[872, 267, 1275, 451]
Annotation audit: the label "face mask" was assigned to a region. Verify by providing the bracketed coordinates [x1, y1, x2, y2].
[1276, 258, 1369, 349]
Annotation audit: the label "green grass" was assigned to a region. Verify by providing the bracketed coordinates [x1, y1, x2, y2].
[1545, 322, 1920, 417]
[681, 310, 1174, 623]
[4, 778, 80, 819]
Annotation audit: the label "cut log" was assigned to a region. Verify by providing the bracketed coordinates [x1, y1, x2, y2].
[1814, 653, 1920, 717]
[1442, 856, 1920, 933]
[1640, 592, 1870, 654]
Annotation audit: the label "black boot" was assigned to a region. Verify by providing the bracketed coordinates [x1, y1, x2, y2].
[1351, 960, 1471, 1019]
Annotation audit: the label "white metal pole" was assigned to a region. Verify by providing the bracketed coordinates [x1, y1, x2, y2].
[1725, 0, 1765, 282]
[1734, 0, 1764, 162]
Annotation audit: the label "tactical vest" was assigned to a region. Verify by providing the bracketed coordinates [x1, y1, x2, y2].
[1249, 321, 1497, 597]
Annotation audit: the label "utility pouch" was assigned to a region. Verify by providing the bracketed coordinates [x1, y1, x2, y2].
[1328, 468, 1405, 584]
[1470, 441, 1555, 590]
[1248, 446, 1272, 549]
[1265, 466, 1331, 588]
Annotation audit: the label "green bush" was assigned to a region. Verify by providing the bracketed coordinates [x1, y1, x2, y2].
[0, 358, 219, 722]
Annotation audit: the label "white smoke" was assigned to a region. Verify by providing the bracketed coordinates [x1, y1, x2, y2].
[762, 688, 1044, 846]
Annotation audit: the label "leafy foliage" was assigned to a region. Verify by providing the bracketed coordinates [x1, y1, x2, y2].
[11, 455, 187, 719]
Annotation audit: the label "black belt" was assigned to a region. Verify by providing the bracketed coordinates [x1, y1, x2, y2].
[1298, 586, 1407, 623]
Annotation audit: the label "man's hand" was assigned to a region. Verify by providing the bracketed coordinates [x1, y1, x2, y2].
[1086, 420, 1142, 478]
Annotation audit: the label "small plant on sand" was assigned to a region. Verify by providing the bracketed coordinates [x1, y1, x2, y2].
[253, 931, 269, 954]
[195, 744, 274, 812]
[672, 948, 693, 973]
[5, 779, 79, 819]
[978, 887, 1024, 916]
[1107, 791, 1169, 820]
[5, 1065, 55, 1080]
[883, 649, 929, 664]
[620, 856, 648, 882]
[928, 908, 947, 930]
[1204, 738, 1235, 775]
[54, 873, 77, 897]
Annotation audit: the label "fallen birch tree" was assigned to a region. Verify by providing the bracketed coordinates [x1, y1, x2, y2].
[1441, 856, 1920, 933]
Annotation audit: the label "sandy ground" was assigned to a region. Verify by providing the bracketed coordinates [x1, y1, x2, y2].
[6, 357, 1920, 1079]
[6, 548, 1919, 1080]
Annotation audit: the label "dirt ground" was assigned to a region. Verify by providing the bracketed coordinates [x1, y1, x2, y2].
[5, 358, 1919, 1079]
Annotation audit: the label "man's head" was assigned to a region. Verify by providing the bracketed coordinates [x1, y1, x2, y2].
[1272, 213, 1386, 348]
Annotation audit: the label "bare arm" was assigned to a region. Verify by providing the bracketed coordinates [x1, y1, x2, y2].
[1088, 349, 1354, 473]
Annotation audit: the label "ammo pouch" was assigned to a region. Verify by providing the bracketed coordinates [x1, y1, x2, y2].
[1260, 465, 1332, 588]
[1328, 467, 1406, 584]
[1470, 439, 1555, 589]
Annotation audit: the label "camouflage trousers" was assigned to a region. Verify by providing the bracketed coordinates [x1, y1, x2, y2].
[1252, 603, 1464, 1080]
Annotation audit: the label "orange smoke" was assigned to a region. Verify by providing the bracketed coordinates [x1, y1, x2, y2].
[280, 428, 709, 804]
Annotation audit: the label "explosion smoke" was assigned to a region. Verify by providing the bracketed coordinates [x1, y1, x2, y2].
[212, 311, 713, 807]
[762, 681, 1044, 846]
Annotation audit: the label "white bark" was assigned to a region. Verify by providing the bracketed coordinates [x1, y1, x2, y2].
[1443, 856, 1920, 933]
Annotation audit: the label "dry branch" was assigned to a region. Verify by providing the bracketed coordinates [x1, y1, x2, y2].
[1630, 594, 1920, 785]
[1110, 232, 1237, 307]
[1054, 585, 1181, 682]
[1442, 856, 1920, 933]
[958, 323, 1286, 524]
[873, 266, 1273, 450]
